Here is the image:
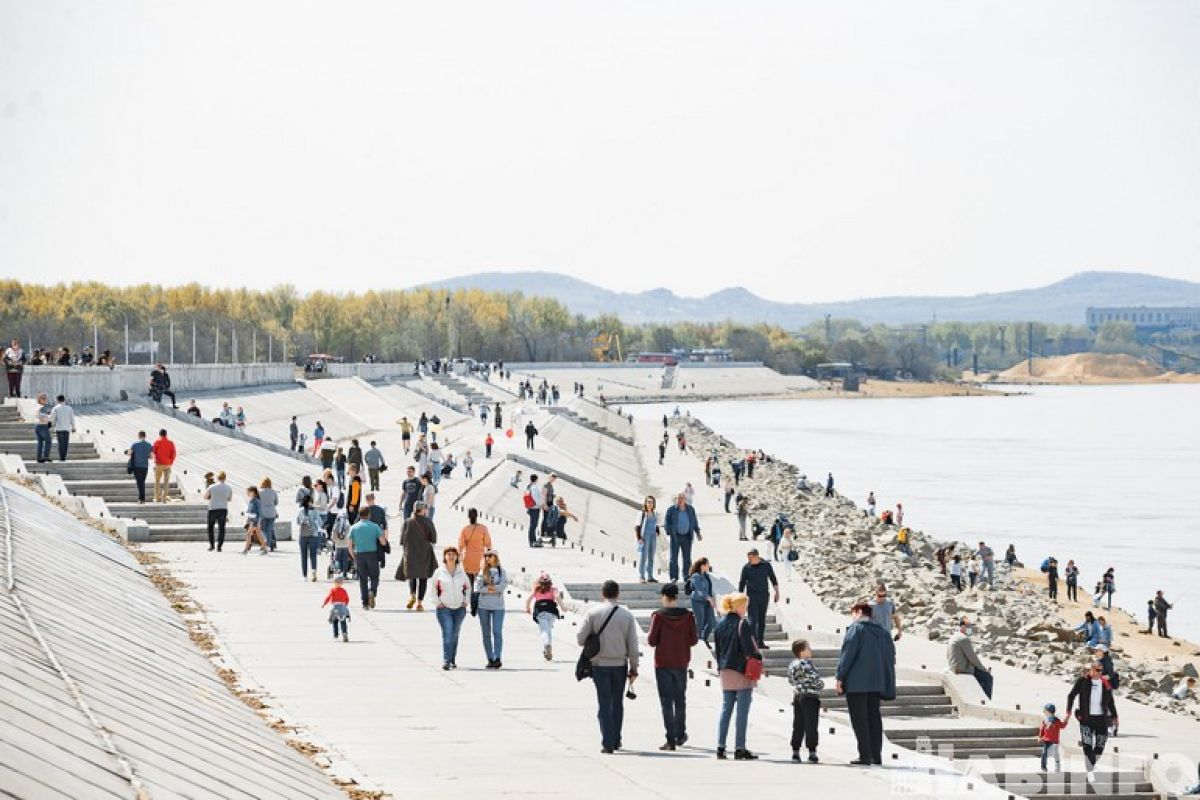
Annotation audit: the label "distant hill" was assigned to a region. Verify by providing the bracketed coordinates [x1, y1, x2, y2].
[421, 271, 1200, 326]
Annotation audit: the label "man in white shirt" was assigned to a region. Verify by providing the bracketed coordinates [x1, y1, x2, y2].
[49, 395, 76, 462]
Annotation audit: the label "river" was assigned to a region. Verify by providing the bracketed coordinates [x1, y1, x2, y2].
[635, 384, 1200, 641]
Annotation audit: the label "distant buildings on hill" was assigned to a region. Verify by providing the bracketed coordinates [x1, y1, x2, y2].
[1087, 306, 1200, 333]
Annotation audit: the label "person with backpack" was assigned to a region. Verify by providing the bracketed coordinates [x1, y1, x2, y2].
[576, 580, 639, 754]
[525, 571, 563, 661]
[713, 592, 761, 760]
[296, 494, 324, 582]
[538, 473, 558, 542]
[687, 558, 717, 644]
[635, 496, 660, 583]
[124, 431, 153, 504]
[329, 510, 352, 579]
[432, 546, 471, 670]
[524, 474, 542, 547]
[346, 465, 364, 523]
[647, 583, 698, 751]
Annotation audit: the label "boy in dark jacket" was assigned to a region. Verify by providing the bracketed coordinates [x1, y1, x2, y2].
[647, 583, 698, 751]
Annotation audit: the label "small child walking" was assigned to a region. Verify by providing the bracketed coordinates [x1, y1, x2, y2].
[323, 577, 351, 643]
[1038, 703, 1068, 772]
[787, 639, 824, 763]
[463, 451, 474, 479]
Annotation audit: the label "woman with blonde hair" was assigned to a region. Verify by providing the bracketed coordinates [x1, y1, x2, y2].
[713, 592, 761, 760]
[474, 549, 509, 668]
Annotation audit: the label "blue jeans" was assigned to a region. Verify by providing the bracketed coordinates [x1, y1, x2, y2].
[299, 536, 321, 577]
[479, 608, 505, 661]
[718, 686, 753, 750]
[981, 560, 995, 587]
[261, 517, 277, 549]
[592, 665, 628, 750]
[668, 534, 694, 581]
[436, 606, 466, 664]
[334, 548, 351, 577]
[655, 668, 687, 745]
[638, 532, 657, 580]
[56, 430, 70, 461]
[693, 600, 716, 642]
[431, 467, 442, 486]
[527, 508, 541, 545]
[335, 467, 345, 488]
[34, 424, 51, 461]
[973, 666, 994, 699]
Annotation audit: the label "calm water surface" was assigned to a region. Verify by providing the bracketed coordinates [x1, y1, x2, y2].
[636, 384, 1200, 640]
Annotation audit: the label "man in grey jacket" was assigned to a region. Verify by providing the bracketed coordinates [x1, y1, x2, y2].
[577, 580, 640, 754]
[947, 617, 993, 699]
[364, 441, 385, 491]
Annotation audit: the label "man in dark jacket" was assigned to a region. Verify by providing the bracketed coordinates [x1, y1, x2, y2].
[738, 549, 780, 647]
[401, 466, 422, 520]
[524, 420, 538, 450]
[149, 363, 178, 408]
[836, 602, 897, 766]
[647, 583, 698, 751]
[663, 494, 701, 582]
[348, 439, 363, 472]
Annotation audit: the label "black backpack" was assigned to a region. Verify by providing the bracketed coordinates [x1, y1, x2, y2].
[576, 606, 619, 681]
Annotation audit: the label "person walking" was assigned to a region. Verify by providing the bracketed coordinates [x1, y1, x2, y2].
[3, 338, 25, 398]
[788, 639, 825, 763]
[347, 438, 363, 476]
[151, 429, 176, 503]
[124, 431, 153, 504]
[33, 393, 53, 463]
[1046, 557, 1059, 600]
[289, 416, 299, 452]
[401, 466, 421, 520]
[524, 474, 542, 547]
[421, 473, 437, 521]
[311, 421, 325, 457]
[484, 432, 494, 458]
[635, 496, 660, 583]
[869, 583, 903, 642]
[722, 475, 735, 513]
[322, 577, 352, 643]
[825, 473, 834, 497]
[836, 602, 896, 766]
[664, 494, 701, 583]
[713, 593, 761, 760]
[296, 494, 324, 581]
[49, 395, 75, 461]
[432, 546, 471, 670]
[398, 502, 438, 611]
[866, 491, 876, 517]
[687, 558, 717, 645]
[334, 447, 347, 490]
[1100, 568, 1115, 610]
[948, 616, 994, 698]
[204, 471, 232, 552]
[456, 508, 492, 584]
[258, 477, 279, 551]
[524, 420, 538, 449]
[736, 493, 749, 540]
[525, 572, 563, 661]
[577, 580, 640, 754]
[647, 583, 698, 751]
[241, 486, 269, 555]
[398, 416, 413, 454]
[364, 441, 385, 491]
[737, 549, 779, 647]
[1067, 660, 1118, 784]
[348, 511, 387, 609]
[475, 549, 508, 668]
[346, 464, 363, 523]
[1154, 590, 1173, 638]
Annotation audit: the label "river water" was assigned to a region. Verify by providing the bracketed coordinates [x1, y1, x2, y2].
[636, 384, 1200, 641]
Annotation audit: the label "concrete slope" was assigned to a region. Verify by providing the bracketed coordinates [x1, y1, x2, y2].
[177, 383, 374, 447]
[0, 481, 340, 800]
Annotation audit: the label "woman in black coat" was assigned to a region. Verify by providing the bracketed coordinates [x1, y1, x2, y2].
[1066, 660, 1118, 776]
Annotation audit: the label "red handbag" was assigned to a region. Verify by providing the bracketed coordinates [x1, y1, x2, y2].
[740, 619, 764, 680]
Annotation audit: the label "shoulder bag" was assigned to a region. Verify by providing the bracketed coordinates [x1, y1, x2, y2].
[576, 606, 620, 682]
[739, 619, 764, 681]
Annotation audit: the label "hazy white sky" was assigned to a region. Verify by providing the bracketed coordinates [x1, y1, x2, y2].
[2, 1, 1199, 302]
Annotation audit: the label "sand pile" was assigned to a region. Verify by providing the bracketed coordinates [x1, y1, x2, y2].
[998, 353, 1165, 383]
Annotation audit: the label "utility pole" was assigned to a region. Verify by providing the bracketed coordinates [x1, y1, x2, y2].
[192, 319, 197, 364]
[824, 314, 832, 345]
[124, 315, 130, 364]
[93, 323, 98, 357]
[1027, 321, 1033, 374]
[169, 320, 175, 365]
[252, 329, 257, 363]
[148, 323, 154, 364]
[269, 335, 273, 363]
[232, 328, 238, 364]
[215, 327, 219, 364]
[998, 325, 1007, 357]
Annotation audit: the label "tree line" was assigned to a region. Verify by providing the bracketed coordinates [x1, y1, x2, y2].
[3, 281, 1185, 378]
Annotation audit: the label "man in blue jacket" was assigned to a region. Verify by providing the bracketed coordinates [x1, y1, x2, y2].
[663, 494, 701, 582]
[836, 602, 896, 766]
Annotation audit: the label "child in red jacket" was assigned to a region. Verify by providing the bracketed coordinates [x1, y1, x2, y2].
[1039, 703, 1069, 772]
[322, 577, 351, 642]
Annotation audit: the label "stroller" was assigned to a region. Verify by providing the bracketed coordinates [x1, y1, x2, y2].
[325, 514, 357, 580]
[540, 504, 564, 548]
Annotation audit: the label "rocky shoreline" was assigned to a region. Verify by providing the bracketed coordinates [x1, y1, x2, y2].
[679, 415, 1200, 719]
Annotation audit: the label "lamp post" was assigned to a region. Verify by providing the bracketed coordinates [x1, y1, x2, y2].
[192, 319, 197, 364]
[169, 320, 175, 365]
[122, 313, 131, 364]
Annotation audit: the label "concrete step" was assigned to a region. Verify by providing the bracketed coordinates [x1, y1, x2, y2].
[888, 726, 1037, 740]
[28, 462, 131, 478]
[822, 694, 953, 708]
[0, 444, 100, 459]
[820, 685, 944, 698]
[107, 504, 209, 523]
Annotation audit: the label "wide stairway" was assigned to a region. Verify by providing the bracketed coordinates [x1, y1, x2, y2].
[0, 405, 99, 461]
[25, 457, 214, 542]
[886, 723, 1042, 759]
[568, 582, 955, 718]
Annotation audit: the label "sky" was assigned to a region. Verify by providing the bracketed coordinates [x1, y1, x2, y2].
[2, 1, 1199, 302]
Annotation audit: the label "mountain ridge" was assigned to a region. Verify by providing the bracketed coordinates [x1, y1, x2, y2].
[420, 270, 1200, 325]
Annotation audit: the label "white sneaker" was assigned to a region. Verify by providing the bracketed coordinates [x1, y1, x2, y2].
[1086, 771, 1095, 784]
